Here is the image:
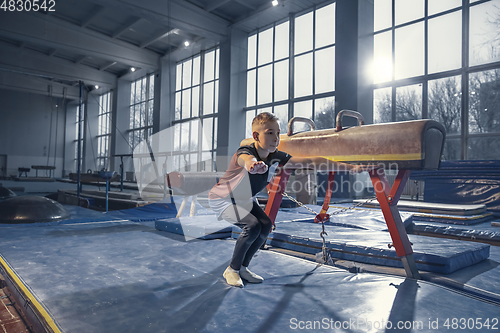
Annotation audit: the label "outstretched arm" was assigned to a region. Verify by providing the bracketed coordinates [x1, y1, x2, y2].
[237, 154, 268, 174]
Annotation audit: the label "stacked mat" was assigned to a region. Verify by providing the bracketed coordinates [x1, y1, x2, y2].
[230, 220, 490, 274]
[152, 204, 490, 274]
[355, 199, 495, 225]
[155, 215, 233, 240]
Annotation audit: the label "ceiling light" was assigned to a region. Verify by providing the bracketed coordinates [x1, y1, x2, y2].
[184, 41, 190, 47]
[131, 67, 136, 72]
[272, 0, 278, 6]
[94, 85, 99, 90]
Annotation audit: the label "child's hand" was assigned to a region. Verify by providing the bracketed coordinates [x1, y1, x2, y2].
[246, 160, 268, 174]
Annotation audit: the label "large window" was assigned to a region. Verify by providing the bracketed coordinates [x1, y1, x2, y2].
[372, 0, 500, 160]
[97, 92, 112, 170]
[129, 74, 154, 152]
[246, 2, 336, 136]
[173, 48, 219, 172]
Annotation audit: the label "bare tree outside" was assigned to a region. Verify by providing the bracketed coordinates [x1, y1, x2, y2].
[372, 3, 500, 161]
[469, 70, 500, 134]
[468, 69, 500, 159]
[374, 87, 392, 124]
[429, 76, 462, 160]
[314, 97, 335, 130]
[396, 84, 422, 121]
[374, 85, 422, 123]
[467, 2, 500, 159]
[429, 77, 461, 135]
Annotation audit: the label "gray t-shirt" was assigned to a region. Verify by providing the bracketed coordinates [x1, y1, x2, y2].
[209, 143, 291, 217]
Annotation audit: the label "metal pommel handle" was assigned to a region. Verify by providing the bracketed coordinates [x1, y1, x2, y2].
[336, 110, 365, 132]
[287, 117, 316, 136]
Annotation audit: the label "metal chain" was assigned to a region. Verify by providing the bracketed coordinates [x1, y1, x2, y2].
[282, 191, 375, 217]
[282, 191, 319, 215]
[327, 197, 376, 217]
[281, 192, 375, 263]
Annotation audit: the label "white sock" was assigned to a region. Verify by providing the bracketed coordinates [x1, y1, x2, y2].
[223, 266, 243, 287]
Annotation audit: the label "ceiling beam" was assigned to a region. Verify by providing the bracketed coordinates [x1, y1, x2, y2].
[205, 0, 233, 13]
[81, 5, 107, 28]
[86, 0, 229, 42]
[99, 61, 117, 71]
[75, 55, 89, 64]
[0, 41, 116, 88]
[140, 28, 179, 48]
[166, 35, 204, 55]
[48, 48, 58, 57]
[112, 17, 143, 39]
[235, 0, 256, 10]
[164, 36, 212, 61]
[231, 0, 286, 28]
[0, 69, 81, 100]
[0, 12, 159, 70]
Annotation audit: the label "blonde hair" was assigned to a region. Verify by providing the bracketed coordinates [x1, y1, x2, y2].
[252, 112, 279, 130]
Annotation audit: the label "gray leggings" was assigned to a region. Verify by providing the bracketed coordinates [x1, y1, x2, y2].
[221, 201, 272, 270]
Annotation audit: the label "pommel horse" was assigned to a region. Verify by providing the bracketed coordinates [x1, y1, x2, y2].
[166, 110, 446, 279]
[240, 110, 446, 279]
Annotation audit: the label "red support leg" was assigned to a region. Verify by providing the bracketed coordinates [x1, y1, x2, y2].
[369, 168, 420, 279]
[265, 167, 292, 229]
[319, 171, 336, 215]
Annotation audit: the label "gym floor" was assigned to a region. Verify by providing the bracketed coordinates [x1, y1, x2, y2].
[0, 181, 499, 333]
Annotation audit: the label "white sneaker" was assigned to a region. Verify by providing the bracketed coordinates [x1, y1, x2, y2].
[223, 267, 244, 287]
[240, 266, 264, 283]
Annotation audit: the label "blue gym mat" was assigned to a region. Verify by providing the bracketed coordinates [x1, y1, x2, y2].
[153, 204, 488, 274]
[105, 197, 214, 222]
[155, 215, 233, 240]
[238, 221, 490, 274]
[411, 212, 495, 225]
[1, 215, 500, 333]
[275, 206, 414, 231]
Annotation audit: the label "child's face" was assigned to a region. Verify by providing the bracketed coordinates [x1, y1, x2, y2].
[253, 120, 281, 153]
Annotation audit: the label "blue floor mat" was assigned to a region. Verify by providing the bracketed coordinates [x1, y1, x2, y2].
[155, 215, 233, 240]
[231, 220, 490, 274]
[105, 202, 178, 221]
[105, 197, 214, 222]
[1, 218, 499, 332]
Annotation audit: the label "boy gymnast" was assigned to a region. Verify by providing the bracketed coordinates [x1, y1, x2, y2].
[209, 112, 291, 287]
